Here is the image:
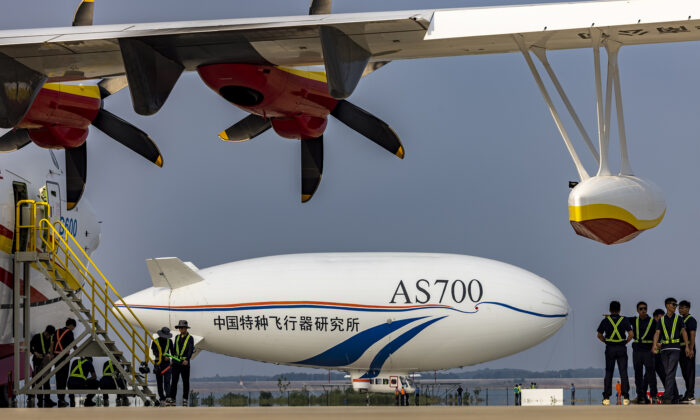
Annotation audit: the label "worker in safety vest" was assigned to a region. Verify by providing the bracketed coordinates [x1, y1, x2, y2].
[652, 308, 666, 396]
[100, 360, 128, 407]
[678, 300, 696, 404]
[630, 301, 657, 404]
[67, 356, 99, 407]
[596, 300, 633, 406]
[651, 297, 692, 404]
[53, 318, 77, 407]
[166, 320, 195, 406]
[400, 386, 406, 406]
[151, 326, 174, 404]
[29, 325, 56, 407]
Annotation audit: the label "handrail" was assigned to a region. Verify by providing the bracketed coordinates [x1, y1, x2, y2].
[16, 200, 153, 386]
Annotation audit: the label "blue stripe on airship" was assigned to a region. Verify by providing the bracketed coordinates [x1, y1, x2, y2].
[362, 316, 447, 378]
[478, 301, 568, 318]
[293, 317, 427, 367]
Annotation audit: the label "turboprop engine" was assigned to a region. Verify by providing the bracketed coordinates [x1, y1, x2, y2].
[568, 175, 665, 245]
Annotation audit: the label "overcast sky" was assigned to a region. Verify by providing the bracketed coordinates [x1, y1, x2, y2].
[3, 0, 700, 378]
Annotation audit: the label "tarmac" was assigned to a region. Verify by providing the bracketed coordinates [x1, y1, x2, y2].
[3, 405, 698, 420]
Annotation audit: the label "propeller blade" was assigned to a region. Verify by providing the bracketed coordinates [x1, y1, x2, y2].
[218, 114, 271, 142]
[72, 0, 94, 26]
[0, 129, 32, 152]
[65, 144, 87, 210]
[309, 0, 331, 14]
[98, 76, 128, 99]
[91, 108, 163, 167]
[301, 137, 323, 203]
[330, 100, 404, 159]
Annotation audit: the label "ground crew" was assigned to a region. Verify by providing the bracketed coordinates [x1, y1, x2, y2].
[678, 300, 696, 403]
[631, 301, 656, 404]
[400, 386, 406, 405]
[100, 360, 128, 406]
[513, 384, 519, 406]
[53, 318, 76, 407]
[596, 300, 633, 405]
[166, 320, 195, 406]
[414, 385, 420, 406]
[394, 387, 399, 406]
[652, 297, 693, 404]
[29, 325, 55, 408]
[151, 326, 174, 404]
[570, 383, 575, 405]
[67, 356, 99, 407]
[457, 385, 463, 405]
[652, 308, 666, 394]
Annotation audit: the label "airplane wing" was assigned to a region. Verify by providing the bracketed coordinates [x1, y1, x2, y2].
[2, 0, 700, 79]
[1, 0, 699, 120]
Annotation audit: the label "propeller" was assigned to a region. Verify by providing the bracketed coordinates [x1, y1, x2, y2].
[0, 129, 32, 152]
[65, 143, 87, 210]
[218, 99, 403, 202]
[72, 0, 94, 27]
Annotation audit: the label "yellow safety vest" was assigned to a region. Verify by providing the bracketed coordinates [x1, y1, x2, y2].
[70, 359, 88, 380]
[154, 338, 171, 364]
[660, 314, 680, 345]
[103, 360, 115, 377]
[635, 317, 654, 344]
[605, 316, 625, 343]
[175, 334, 191, 360]
[681, 315, 693, 346]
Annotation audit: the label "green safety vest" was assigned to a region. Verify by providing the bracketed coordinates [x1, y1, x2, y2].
[175, 334, 191, 360]
[681, 315, 693, 346]
[660, 314, 680, 345]
[39, 334, 48, 354]
[605, 316, 625, 343]
[70, 359, 88, 380]
[103, 360, 115, 377]
[635, 317, 654, 344]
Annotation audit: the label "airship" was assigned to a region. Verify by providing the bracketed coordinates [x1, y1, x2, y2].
[120, 253, 568, 393]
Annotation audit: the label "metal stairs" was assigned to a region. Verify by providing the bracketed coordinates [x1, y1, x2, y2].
[12, 200, 156, 405]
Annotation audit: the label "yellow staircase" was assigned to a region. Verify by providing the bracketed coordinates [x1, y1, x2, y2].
[14, 200, 156, 404]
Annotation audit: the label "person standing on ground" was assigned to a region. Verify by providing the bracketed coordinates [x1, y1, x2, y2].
[53, 318, 77, 408]
[99, 359, 129, 407]
[151, 326, 174, 404]
[678, 300, 696, 404]
[414, 385, 420, 406]
[67, 356, 99, 407]
[652, 308, 666, 399]
[513, 383, 518, 406]
[652, 297, 693, 404]
[631, 301, 656, 404]
[166, 320, 195, 407]
[570, 383, 575, 405]
[597, 300, 634, 406]
[29, 325, 55, 408]
[457, 385, 463, 406]
[394, 387, 399, 406]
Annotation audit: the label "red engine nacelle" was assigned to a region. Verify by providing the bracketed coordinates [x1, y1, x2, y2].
[16, 83, 101, 148]
[197, 63, 338, 139]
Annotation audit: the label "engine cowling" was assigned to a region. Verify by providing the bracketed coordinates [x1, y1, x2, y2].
[568, 175, 666, 245]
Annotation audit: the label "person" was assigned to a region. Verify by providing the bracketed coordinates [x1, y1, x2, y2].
[631, 301, 656, 404]
[513, 383, 519, 406]
[517, 384, 522, 405]
[29, 325, 56, 408]
[67, 356, 99, 407]
[166, 320, 195, 406]
[400, 386, 406, 405]
[616, 381, 622, 405]
[570, 383, 575, 405]
[678, 300, 696, 404]
[457, 385, 463, 405]
[53, 318, 76, 407]
[651, 297, 693, 404]
[414, 385, 420, 406]
[597, 300, 633, 405]
[652, 308, 666, 399]
[394, 387, 399, 406]
[100, 359, 128, 407]
[151, 326, 174, 404]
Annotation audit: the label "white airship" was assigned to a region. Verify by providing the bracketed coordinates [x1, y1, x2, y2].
[120, 253, 569, 393]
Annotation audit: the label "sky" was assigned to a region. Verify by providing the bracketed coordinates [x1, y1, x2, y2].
[2, 0, 700, 378]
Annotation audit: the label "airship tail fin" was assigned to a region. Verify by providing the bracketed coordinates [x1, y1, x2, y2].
[146, 257, 204, 289]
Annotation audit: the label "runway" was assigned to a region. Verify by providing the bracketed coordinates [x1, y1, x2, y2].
[4, 405, 698, 420]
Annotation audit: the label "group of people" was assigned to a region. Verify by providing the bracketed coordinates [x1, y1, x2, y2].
[512, 382, 537, 405]
[28, 318, 128, 407]
[597, 298, 696, 405]
[26, 318, 195, 408]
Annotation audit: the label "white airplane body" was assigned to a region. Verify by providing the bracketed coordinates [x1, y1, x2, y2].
[0, 146, 101, 386]
[121, 253, 568, 393]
